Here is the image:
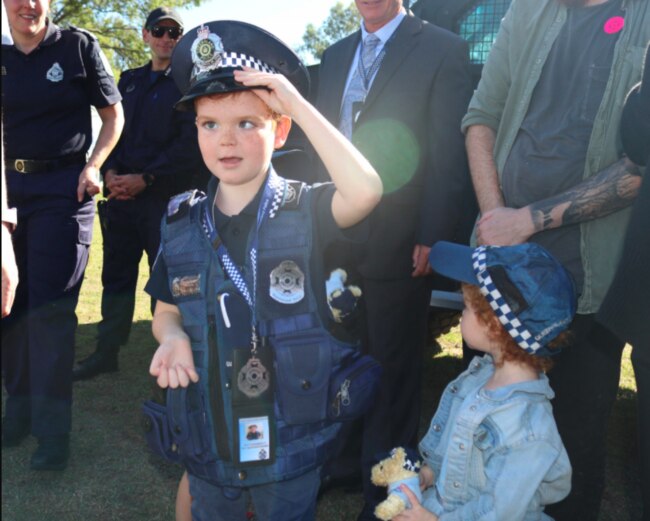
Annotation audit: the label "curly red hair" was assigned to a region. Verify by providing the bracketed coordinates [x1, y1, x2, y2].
[462, 284, 570, 373]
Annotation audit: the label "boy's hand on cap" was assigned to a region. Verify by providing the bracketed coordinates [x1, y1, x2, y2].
[234, 67, 303, 118]
[149, 336, 199, 389]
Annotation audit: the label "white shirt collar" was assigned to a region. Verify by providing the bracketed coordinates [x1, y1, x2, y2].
[360, 8, 407, 45]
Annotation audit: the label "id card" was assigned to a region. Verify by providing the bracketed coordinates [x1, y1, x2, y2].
[236, 415, 274, 465]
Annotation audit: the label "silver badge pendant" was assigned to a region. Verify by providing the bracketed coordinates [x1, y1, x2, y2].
[237, 356, 270, 398]
[270, 260, 305, 304]
[190, 25, 224, 78]
[46, 62, 64, 82]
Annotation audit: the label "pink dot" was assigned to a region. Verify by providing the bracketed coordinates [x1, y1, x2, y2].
[604, 16, 625, 35]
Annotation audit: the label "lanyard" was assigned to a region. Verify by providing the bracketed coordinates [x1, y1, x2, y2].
[202, 170, 285, 351]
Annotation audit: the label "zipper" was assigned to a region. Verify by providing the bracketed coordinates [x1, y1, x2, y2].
[331, 358, 379, 417]
[208, 316, 232, 461]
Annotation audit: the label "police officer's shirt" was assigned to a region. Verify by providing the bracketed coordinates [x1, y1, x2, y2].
[146, 174, 365, 324]
[103, 62, 205, 197]
[2, 20, 121, 160]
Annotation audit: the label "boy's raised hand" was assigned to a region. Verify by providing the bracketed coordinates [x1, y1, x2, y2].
[233, 68, 303, 119]
[149, 335, 199, 389]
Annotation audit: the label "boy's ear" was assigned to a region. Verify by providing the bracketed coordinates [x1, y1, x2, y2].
[273, 115, 292, 149]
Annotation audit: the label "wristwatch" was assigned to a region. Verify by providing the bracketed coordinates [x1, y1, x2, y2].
[143, 173, 155, 187]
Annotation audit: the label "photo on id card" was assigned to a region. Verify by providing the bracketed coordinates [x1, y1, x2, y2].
[237, 415, 273, 464]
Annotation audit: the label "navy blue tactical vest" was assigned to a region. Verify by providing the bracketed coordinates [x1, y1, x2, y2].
[155, 179, 359, 487]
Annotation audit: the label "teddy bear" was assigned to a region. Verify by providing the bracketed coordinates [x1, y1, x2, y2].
[371, 447, 423, 521]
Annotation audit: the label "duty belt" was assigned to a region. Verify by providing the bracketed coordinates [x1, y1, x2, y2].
[5, 153, 86, 174]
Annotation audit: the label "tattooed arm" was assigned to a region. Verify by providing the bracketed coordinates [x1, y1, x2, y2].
[475, 157, 642, 246]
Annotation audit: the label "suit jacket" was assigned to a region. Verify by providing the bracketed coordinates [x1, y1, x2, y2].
[317, 14, 473, 280]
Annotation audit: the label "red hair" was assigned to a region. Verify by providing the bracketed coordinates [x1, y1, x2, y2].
[461, 284, 570, 372]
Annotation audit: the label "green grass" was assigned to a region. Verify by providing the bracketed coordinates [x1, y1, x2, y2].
[2, 213, 643, 520]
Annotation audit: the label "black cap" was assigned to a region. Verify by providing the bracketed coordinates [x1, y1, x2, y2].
[145, 7, 183, 29]
[171, 20, 310, 111]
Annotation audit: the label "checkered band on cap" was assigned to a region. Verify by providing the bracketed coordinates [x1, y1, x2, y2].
[472, 247, 542, 353]
[220, 52, 277, 74]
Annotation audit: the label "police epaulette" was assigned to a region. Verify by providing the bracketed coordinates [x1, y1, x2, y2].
[67, 25, 98, 42]
[281, 180, 308, 211]
[166, 190, 206, 223]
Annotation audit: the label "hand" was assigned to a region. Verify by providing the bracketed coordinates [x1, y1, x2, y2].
[412, 244, 433, 277]
[149, 335, 199, 389]
[77, 164, 102, 202]
[233, 68, 304, 118]
[476, 206, 534, 246]
[419, 464, 435, 491]
[107, 174, 147, 200]
[392, 485, 438, 521]
[1, 223, 18, 317]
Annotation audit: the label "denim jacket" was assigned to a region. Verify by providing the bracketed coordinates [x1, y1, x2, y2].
[418, 355, 571, 521]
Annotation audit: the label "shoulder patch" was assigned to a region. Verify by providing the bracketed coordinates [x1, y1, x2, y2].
[167, 189, 206, 223]
[281, 181, 308, 210]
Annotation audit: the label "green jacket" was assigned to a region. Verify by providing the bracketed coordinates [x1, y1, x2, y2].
[462, 0, 649, 313]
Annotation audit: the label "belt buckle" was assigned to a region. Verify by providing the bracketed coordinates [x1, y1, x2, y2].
[14, 159, 25, 173]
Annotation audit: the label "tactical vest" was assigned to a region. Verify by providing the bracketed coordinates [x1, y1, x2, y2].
[147, 179, 364, 487]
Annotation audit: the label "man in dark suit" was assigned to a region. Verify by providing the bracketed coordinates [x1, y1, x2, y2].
[315, 1, 473, 518]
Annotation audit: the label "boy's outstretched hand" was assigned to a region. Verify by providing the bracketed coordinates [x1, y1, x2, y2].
[392, 485, 439, 521]
[150, 337, 199, 389]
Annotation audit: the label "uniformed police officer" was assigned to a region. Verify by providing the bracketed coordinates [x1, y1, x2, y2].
[1, 0, 123, 470]
[72, 7, 207, 381]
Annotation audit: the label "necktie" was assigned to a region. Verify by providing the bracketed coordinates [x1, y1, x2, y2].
[339, 33, 382, 139]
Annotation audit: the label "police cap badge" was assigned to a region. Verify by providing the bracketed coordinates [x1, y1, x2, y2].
[171, 20, 310, 111]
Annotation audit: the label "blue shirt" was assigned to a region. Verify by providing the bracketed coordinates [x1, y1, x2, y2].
[419, 355, 571, 521]
[104, 62, 206, 197]
[2, 20, 121, 160]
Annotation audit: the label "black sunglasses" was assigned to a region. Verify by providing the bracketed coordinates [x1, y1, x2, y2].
[149, 26, 183, 40]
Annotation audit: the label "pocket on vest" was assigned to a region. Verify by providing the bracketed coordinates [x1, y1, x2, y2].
[272, 331, 332, 424]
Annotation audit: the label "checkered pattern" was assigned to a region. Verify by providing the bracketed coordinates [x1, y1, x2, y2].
[221, 254, 253, 308]
[267, 170, 285, 218]
[472, 247, 542, 353]
[220, 52, 277, 74]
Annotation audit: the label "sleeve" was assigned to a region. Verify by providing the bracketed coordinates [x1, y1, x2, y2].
[311, 182, 369, 247]
[418, 35, 474, 245]
[145, 249, 175, 304]
[620, 43, 650, 166]
[461, 0, 515, 133]
[435, 440, 571, 521]
[142, 107, 203, 179]
[80, 32, 122, 108]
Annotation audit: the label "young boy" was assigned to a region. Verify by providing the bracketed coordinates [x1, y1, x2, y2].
[393, 241, 575, 521]
[143, 20, 382, 521]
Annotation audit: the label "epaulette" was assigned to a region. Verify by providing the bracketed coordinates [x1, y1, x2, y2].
[67, 25, 98, 42]
[166, 190, 206, 223]
[280, 180, 309, 211]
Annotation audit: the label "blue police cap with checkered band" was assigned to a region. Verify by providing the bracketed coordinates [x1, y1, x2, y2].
[171, 20, 309, 111]
[429, 242, 577, 355]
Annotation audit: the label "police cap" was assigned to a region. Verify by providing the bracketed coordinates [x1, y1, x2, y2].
[171, 20, 310, 111]
[145, 7, 184, 29]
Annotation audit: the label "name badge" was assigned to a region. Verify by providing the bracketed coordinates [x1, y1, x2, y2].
[237, 416, 272, 464]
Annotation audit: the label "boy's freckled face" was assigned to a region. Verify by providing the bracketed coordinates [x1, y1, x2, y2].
[194, 91, 282, 187]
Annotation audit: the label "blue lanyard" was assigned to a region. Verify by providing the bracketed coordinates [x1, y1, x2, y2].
[202, 170, 285, 349]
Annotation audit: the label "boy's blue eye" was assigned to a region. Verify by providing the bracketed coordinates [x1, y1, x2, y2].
[240, 120, 255, 129]
[202, 121, 218, 130]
